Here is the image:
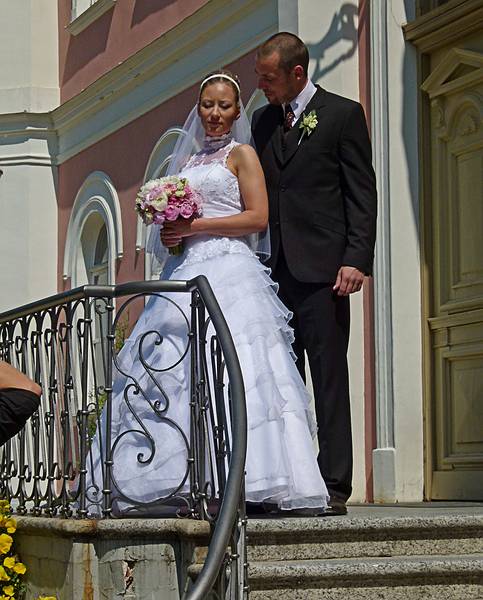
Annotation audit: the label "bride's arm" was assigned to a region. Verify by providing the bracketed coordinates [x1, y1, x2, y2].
[160, 144, 268, 247]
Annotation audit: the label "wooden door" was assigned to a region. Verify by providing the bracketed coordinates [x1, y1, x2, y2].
[422, 48, 483, 500]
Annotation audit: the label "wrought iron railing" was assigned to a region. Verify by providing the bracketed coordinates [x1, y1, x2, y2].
[0, 277, 248, 599]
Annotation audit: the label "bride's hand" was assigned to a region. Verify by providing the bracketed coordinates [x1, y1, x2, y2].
[160, 219, 194, 247]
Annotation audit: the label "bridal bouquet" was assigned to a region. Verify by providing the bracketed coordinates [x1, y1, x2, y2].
[135, 176, 202, 255]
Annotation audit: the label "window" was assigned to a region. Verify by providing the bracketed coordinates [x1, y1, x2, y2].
[78, 216, 109, 387]
[63, 171, 123, 287]
[69, 0, 116, 35]
[81, 216, 109, 286]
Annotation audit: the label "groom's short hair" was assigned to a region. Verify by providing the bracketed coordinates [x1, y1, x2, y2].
[258, 32, 309, 76]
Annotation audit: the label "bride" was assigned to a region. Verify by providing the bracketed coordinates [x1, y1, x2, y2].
[86, 71, 328, 516]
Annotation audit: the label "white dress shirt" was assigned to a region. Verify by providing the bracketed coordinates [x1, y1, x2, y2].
[284, 78, 317, 121]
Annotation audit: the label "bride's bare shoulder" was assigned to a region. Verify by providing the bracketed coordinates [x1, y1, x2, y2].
[230, 143, 259, 165]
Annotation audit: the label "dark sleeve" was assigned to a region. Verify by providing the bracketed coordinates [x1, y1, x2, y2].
[0, 388, 41, 445]
[338, 102, 377, 275]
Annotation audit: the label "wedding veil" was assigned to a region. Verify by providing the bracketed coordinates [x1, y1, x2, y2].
[145, 87, 270, 273]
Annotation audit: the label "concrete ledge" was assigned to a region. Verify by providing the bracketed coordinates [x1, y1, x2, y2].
[245, 507, 483, 561]
[247, 512, 483, 541]
[16, 517, 211, 599]
[250, 583, 483, 600]
[248, 554, 483, 588]
[16, 515, 211, 540]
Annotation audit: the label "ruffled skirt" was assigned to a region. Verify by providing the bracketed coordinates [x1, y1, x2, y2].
[87, 236, 328, 513]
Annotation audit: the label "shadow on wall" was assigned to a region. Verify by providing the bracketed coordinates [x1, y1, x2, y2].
[307, 3, 358, 81]
[402, 0, 420, 230]
[62, 9, 114, 86]
[131, 0, 178, 28]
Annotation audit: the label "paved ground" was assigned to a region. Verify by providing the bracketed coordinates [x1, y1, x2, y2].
[338, 502, 483, 519]
[248, 502, 483, 521]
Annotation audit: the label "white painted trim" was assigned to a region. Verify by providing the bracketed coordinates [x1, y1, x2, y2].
[0, 154, 54, 167]
[63, 171, 122, 286]
[371, 0, 396, 499]
[373, 448, 396, 503]
[68, 0, 116, 35]
[277, 0, 299, 33]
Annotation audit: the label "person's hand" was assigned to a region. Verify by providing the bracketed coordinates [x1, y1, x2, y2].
[160, 219, 193, 248]
[333, 266, 365, 296]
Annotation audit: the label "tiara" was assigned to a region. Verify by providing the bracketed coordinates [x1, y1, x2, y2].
[200, 73, 240, 94]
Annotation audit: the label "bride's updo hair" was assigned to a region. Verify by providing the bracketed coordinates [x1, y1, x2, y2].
[199, 70, 241, 105]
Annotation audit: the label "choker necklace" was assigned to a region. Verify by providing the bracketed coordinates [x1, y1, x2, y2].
[202, 132, 233, 153]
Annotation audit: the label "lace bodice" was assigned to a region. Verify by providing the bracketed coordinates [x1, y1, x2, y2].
[179, 136, 243, 219]
[149, 134, 258, 274]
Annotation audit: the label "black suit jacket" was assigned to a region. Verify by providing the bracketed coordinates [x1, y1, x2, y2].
[252, 86, 377, 283]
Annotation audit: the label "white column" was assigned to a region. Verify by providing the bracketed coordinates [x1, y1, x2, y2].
[371, 0, 424, 502]
[371, 0, 397, 503]
[277, 0, 299, 33]
[0, 0, 59, 311]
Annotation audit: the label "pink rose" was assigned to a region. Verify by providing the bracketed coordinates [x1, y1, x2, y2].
[164, 205, 180, 221]
[179, 203, 194, 218]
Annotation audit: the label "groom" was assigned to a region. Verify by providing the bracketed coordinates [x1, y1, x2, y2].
[252, 33, 377, 515]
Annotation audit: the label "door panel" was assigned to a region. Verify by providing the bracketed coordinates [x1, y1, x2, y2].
[424, 48, 483, 499]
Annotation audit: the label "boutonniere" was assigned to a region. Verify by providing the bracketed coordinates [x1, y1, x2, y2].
[298, 110, 318, 145]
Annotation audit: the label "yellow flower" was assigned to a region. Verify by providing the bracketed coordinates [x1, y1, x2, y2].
[2, 585, 14, 597]
[0, 595, 9, 600]
[12, 562, 25, 575]
[0, 535, 12, 555]
[4, 520, 16, 535]
[38, 597, 57, 600]
[2, 557, 14, 570]
[0, 565, 10, 581]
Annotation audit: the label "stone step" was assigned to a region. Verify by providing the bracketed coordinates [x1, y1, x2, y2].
[247, 553, 483, 599]
[246, 512, 483, 561]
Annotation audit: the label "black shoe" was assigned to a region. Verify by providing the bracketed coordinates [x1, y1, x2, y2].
[324, 495, 348, 516]
[246, 501, 279, 516]
[280, 507, 325, 517]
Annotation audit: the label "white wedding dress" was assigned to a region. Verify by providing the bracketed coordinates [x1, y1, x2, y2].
[86, 135, 328, 515]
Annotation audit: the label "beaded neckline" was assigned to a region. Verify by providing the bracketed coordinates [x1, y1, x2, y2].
[201, 132, 234, 153]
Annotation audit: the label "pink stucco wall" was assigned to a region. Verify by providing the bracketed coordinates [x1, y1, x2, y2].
[57, 50, 258, 291]
[58, 0, 209, 102]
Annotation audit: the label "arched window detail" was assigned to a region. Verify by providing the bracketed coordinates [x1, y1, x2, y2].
[136, 127, 184, 279]
[63, 171, 123, 287]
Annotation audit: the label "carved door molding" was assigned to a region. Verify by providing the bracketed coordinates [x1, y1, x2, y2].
[422, 47, 483, 499]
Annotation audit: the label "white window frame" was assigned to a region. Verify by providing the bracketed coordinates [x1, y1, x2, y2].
[68, 0, 116, 36]
[63, 171, 123, 288]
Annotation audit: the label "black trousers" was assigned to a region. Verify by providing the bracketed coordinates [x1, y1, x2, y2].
[0, 388, 40, 446]
[272, 250, 353, 500]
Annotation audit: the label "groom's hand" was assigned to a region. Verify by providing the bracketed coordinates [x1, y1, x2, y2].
[333, 266, 365, 296]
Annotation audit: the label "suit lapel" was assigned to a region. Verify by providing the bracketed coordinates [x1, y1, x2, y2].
[282, 86, 327, 166]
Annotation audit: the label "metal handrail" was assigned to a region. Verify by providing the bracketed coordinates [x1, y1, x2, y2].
[185, 276, 247, 600]
[0, 276, 247, 598]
